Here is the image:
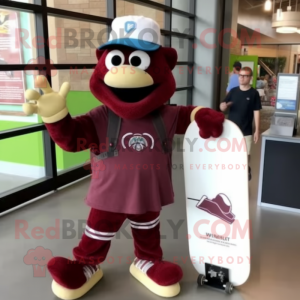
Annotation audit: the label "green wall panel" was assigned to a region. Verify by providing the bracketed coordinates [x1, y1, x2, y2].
[1, 11, 102, 173]
[0, 131, 44, 167]
[0, 91, 102, 171]
[67, 91, 101, 116]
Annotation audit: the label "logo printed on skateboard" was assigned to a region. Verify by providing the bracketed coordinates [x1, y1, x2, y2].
[188, 193, 235, 225]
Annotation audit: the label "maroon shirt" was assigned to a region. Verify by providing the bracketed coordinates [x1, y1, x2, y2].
[85, 105, 180, 214]
[44, 104, 196, 215]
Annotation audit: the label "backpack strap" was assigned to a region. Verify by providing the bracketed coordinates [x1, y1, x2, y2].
[95, 108, 168, 160]
[95, 108, 121, 160]
[152, 109, 169, 154]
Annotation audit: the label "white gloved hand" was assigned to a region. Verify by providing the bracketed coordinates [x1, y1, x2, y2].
[23, 75, 70, 123]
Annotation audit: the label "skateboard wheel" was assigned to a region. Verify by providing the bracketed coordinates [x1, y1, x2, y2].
[197, 274, 206, 286]
[225, 282, 233, 294]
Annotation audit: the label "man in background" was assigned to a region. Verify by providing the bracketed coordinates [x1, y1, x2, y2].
[226, 61, 242, 94]
[220, 67, 262, 181]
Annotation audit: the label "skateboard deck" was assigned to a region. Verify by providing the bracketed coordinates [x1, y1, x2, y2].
[183, 120, 250, 293]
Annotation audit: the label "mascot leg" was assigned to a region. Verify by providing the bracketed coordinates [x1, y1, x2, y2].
[128, 212, 183, 297]
[47, 209, 126, 300]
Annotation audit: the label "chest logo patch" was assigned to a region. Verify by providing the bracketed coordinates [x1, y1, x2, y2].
[246, 97, 250, 100]
[121, 133, 154, 152]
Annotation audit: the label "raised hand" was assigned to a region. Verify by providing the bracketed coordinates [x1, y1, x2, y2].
[194, 108, 225, 139]
[23, 75, 70, 123]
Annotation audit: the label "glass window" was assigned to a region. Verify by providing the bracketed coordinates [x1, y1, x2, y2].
[149, 0, 167, 4]
[0, 71, 41, 131]
[0, 0, 195, 212]
[50, 69, 101, 173]
[170, 90, 187, 106]
[172, 36, 189, 61]
[51, 69, 100, 112]
[47, 0, 107, 18]
[172, 14, 191, 35]
[0, 9, 37, 64]
[56, 144, 92, 174]
[161, 35, 167, 46]
[48, 16, 107, 64]
[172, 65, 189, 88]
[0, 10, 40, 130]
[0, 132, 45, 195]
[117, 0, 166, 29]
[172, 0, 191, 12]
[7, 0, 34, 3]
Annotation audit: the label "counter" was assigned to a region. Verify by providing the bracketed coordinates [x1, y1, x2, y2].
[257, 127, 300, 213]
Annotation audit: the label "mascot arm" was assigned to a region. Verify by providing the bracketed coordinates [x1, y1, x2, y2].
[175, 105, 224, 138]
[44, 114, 99, 152]
[23, 75, 99, 152]
[175, 105, 198, 134]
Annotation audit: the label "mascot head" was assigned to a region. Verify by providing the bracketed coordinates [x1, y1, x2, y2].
[90, 16, 178, 119]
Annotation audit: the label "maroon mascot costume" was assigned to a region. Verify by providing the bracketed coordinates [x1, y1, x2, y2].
[23, 15, 224, 300]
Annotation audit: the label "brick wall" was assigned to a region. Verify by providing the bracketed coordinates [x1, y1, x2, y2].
[53, 0, 107, 16]
[116, 0, 165, 29]
[50, 0, 165, 91]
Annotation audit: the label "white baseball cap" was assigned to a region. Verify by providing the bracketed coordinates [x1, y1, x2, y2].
[99, 15, 161, 51]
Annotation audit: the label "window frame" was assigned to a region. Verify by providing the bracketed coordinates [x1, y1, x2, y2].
[0, 0, 196, 214]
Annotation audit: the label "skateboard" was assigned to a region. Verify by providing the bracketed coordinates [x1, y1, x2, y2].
[183, 119, 251, 294]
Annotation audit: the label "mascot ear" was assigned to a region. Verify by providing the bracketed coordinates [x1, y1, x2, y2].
[162, 48, 177, 70]
[96, 49, 105, 61]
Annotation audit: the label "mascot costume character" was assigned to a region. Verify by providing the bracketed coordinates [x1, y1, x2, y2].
[23, 16, 224, 300]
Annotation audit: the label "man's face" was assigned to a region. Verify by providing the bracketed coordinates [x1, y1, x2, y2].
[239, 71, 251, 85]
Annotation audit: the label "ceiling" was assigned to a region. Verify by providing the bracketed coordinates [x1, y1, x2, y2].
[240, 0, 300, 10]
[237, 0, 300, 44]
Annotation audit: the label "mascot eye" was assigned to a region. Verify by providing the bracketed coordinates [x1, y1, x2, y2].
[129, 51, 150, 70]
[105, 50, 125, 70]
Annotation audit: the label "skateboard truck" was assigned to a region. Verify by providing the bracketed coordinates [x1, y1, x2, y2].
[197, 263, 233, 294]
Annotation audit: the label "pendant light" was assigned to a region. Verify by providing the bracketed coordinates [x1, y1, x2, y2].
[265, 0, 272, 11]
[272, 0, 300, 33]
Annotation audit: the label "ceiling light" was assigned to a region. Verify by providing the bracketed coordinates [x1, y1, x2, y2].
[276, 8, 283, 20]
[264, 0, 272, 11]
[276, 27, 297, 33]
[272, 4, 300, 34]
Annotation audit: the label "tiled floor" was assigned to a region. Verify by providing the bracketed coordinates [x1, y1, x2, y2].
[0, 134, 299, 300]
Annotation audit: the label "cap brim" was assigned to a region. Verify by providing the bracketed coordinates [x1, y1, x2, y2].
[99, 38, 160, 51]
